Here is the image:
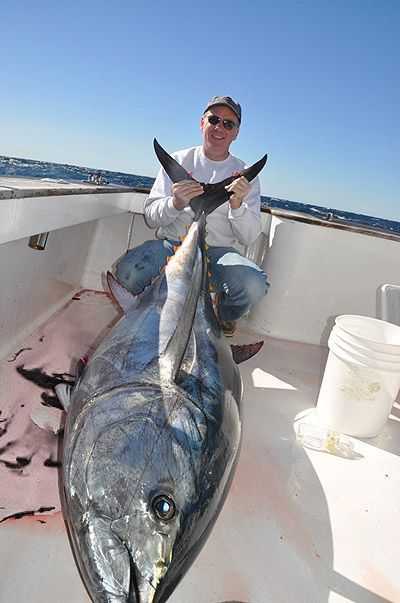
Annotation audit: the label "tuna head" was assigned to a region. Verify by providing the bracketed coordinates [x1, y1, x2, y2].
[63, 382, 238, 603]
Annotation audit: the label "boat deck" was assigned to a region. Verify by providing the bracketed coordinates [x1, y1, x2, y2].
[0, 290, 399, 602]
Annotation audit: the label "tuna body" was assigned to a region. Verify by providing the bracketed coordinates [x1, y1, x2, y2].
[62, 217, 242, 602]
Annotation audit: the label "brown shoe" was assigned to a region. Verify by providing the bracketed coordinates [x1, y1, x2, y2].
[220, 319, 236, 337]
[214, 294, 236, 336]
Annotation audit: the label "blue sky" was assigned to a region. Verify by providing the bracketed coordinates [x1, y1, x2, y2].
[1, 1, 399, 220]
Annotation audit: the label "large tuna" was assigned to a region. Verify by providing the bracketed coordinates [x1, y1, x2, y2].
[60, 141, 267, 602]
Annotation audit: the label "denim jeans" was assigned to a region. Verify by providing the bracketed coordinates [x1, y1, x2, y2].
[115, 239, 269, 322]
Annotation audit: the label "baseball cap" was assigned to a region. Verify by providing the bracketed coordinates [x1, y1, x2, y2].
[203, 96, 242, 124]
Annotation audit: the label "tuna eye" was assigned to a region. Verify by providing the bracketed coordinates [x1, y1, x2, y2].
[152, 494, 176, 521]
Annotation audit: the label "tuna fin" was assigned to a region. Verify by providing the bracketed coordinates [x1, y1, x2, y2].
[153, 138, 194, 183]
[55, 383, 72, 410]
[160, 214, 206, 383]
[231, 341, 264, 364]
[106, 272, 138, 314]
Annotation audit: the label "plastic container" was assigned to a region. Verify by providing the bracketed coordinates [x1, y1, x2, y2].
[316, 315, 400, 437]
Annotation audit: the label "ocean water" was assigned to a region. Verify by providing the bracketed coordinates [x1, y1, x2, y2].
[1, 155, 399, 235]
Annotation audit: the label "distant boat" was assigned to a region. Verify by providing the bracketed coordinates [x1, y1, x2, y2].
[87, 172, 108, 185]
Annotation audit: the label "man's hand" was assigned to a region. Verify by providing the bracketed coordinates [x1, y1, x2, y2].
[172, 180, 204, 210]
[225, 175, 250, 209]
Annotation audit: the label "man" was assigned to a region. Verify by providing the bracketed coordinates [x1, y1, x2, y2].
[116, 96, 269, 336]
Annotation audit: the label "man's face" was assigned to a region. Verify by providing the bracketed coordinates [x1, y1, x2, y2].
[201, 105, 240, 159]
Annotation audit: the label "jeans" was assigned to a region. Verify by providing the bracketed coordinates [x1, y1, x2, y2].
[115, 239, 269, 322]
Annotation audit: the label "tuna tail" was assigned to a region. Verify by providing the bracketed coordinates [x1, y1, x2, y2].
[190, 153, 268, 219]
[153, 138, 268, 219]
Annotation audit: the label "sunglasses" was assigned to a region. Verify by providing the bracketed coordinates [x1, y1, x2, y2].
[207, 114, 238, 131]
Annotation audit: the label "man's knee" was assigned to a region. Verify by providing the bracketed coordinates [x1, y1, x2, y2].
[247, 270, 269, 305]
[218, 254, 269, 305]
[115, 250, 146, 294]
[115, 240, 166, 294]
[232, 267, 268, 306]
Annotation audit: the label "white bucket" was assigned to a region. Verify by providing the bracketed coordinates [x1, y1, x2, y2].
[316, 315, 400, 437]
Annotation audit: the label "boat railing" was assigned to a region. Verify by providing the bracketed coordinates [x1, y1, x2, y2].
[263, 206, 400, 243]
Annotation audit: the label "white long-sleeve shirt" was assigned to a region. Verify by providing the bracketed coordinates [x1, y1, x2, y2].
[144, 146, 262, 248]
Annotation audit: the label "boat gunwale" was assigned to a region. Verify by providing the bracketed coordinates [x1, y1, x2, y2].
[1, 177, 398, 243]
[0, 183, 149, 200]
[265, 206, 400, 243]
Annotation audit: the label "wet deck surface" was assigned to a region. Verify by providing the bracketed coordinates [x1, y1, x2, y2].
[1, 291, 399, 602]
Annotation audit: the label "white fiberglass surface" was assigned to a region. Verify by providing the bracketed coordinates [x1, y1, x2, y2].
[0, 292, 399, 602]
